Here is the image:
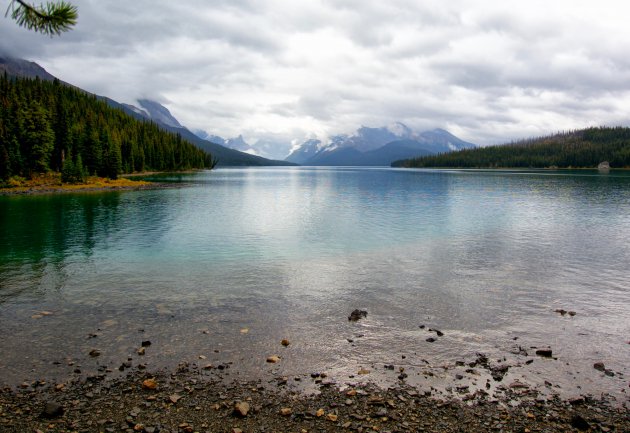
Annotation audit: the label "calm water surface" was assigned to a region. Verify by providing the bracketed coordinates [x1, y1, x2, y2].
[1, 168, 629, 399]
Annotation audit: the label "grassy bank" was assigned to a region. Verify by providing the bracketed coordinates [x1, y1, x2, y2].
[0, 172, 153, 195]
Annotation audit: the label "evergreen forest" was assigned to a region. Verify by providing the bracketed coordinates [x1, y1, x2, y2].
[392, 127, 630, 169]
[0, 74, 216, 181]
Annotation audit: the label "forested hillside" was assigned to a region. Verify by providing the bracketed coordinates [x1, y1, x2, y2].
[0, 74, 216, 181]
[393, 127, 630, 169]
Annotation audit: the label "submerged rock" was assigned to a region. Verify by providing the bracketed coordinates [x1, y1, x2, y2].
[348, 309, 368, 321]
[535, 349, 553, 358]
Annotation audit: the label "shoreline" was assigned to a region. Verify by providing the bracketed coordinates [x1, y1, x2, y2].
[0, 170, 209, 196]
[1, 367, 628, 432]
[0, 177, 184, 197]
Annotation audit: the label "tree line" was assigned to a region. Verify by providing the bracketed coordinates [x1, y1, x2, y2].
[0, 74, 216, 181]
[392, 127, 630, 169]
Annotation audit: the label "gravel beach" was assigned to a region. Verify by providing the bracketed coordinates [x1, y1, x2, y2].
[1, 362, 628, 433]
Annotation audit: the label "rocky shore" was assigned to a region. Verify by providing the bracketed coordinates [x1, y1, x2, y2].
[1, 362, 628, 433]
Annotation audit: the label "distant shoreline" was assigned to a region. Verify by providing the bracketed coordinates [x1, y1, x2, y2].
[394, 166, 630, 172]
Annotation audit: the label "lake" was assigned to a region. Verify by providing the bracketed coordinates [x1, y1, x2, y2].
[1, 167, 629, 400]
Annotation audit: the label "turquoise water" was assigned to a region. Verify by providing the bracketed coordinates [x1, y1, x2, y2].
[1, 167, 629, 398]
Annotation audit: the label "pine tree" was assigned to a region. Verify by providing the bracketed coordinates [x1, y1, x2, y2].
[23, 100, 54, 173]
[0, 142, 10, 180]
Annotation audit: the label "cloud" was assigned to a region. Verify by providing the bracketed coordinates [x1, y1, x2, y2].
[2, 0, 630, 147]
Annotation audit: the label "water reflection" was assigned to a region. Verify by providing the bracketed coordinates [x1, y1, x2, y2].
[0, 191, 179, 303]
[0, 168, 629, 400]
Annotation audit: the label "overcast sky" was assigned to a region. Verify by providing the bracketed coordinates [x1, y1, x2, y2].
[2, 0, 630, 150]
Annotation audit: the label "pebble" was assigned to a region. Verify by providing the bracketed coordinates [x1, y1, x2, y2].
[234, 401, 250, 417]
[266, 355, 280, 363]
[280, 407, 292, 416]
[41, 401, 64, 418]
[141, 379, 157, 390]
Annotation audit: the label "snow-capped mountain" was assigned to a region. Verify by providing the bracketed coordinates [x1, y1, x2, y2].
[225, 135, 260, 156]
[285, 124, 476, 166]
[192, 130, 226, 146]
[193, 131, 292, 160]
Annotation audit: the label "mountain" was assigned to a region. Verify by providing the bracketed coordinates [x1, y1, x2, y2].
[112, 102, 293, 166]
[1, 71, 214, 181]
[285, 138, 324, 164]
[249, 137, 293, 161]
[193, 129, 226, 145]
[0, 56, 57, 81]
[0, 56, 294, 167]
[225, 135, 258, 155]
[121, 99, 183, 128]
[361, 140, 434, 165]
[194, 130, 292, 161]
[286, 124, 476, 166]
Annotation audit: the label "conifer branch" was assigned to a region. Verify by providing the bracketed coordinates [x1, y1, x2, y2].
[5, 0, 77, 36]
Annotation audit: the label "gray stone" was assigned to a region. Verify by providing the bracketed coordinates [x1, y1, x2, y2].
[41, 401, 64, 418]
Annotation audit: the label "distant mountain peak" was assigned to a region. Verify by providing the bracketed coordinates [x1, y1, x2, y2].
[285, 123, 476, 166]
[387, 122, 413, 138]
[136, 99, 183, 128]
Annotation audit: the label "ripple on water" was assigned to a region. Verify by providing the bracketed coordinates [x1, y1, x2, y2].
[0, 168, 629, 400]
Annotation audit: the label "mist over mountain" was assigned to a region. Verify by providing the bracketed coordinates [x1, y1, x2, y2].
[120, 99, 184, 130]
[0, 56, 57, 81]
[0, 56, 294, 167]
[0, 55, 474, 167]
[192, 130, 293, 160]
[286, 124, 476, 166]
